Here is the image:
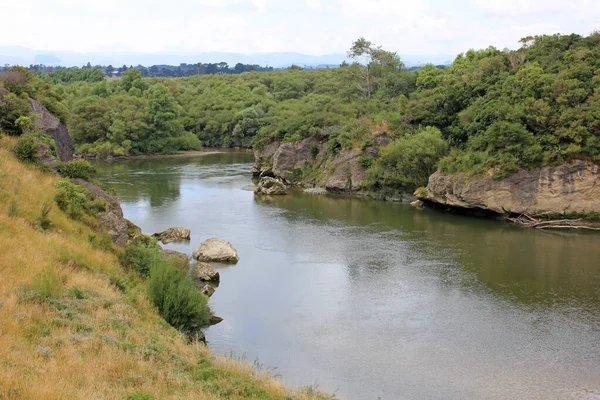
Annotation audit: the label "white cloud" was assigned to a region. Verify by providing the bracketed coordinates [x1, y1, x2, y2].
[0, 0, 598, 57]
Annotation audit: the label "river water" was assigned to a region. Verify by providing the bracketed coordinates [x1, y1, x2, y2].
[96, 152, 600, 400]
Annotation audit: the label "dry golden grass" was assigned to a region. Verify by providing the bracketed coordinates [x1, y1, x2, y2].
[0, 136, 331, 400]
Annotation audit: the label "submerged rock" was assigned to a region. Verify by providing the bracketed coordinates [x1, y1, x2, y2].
[192, 262, 220, 282]
[162, 249, 190, 268]
[304, 187, 328, 196]
[254, 176, 287, 195]
[410, 200, 424, 208]
[193, 238, 239, 264]
[152, 227, 191, 244]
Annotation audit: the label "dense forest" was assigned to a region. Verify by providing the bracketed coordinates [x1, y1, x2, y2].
[2, 32, 599, 190]
[3, 62, 276, 81]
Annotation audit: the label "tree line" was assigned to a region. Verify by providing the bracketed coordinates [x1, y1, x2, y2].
[2, 32, 599, 192]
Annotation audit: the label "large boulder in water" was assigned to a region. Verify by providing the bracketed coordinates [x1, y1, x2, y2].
[152, 227, 191, 244]
[193, 238, 239, 264]
[254, 176, 287, 195]
[192, 262, 220, 282]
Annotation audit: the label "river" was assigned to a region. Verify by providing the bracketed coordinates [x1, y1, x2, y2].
[96, 151, 600, 400]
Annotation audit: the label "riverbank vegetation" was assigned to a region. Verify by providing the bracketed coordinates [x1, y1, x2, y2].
[3, 32, 600, 190]
[0, 135, 330, 399]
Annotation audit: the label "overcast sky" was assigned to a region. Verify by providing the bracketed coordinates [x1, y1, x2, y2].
[1, 0, 599, 55]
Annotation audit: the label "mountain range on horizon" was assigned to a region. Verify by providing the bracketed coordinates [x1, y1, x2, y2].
[0, 46, 455, 69]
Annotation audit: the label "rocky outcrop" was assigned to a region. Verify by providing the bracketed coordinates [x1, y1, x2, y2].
[29, 99, 74, 162]
[201, 284, 216, 297]
[193, 238, 240, 263]
[162, 249, 190, 266]
[423, 161, 600, 215]
[152, 227, 191, 244]
[74, 178, 129, 247]
[33, 139, 58, 169]
[192, 262, 220, 282]
[254, 177, 287, 195]
[252, 135, 386, 193]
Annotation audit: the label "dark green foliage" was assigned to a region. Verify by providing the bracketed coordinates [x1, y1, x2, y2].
[147, 259, 212, 332]
[18, 33, 600, 186]
[57, 159, 96, 179]
[0, 87, 31, 135]
[366, 127, 448, 188]
[37, 202, 52, 230]
[54, 180, 106, 220]
[358, 155, 374, 168]
[118, 237, 163, 277]
[12, 136, 39, 163]
[31, 133, 57, 156]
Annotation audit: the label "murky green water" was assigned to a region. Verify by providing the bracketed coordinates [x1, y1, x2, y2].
[96, 152, 600, 400]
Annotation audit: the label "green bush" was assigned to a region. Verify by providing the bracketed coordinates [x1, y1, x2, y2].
[31, 133, 57, 156]
[358, 155, 374, 168]
[37, 202, 52, 230]
[118, 237, 163, 277]
[88, 232, 114, 251]
[54, 180, 105, 220]
[57, 159, 96, 180]
[147, 260, 212, 332]
[13, 136, 39, 163]
[366, 126, 448, 189]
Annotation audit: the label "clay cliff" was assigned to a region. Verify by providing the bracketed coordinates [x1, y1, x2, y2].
[422, 161, 600, 216]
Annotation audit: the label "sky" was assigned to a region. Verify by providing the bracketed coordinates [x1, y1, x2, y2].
[1, 0, 599, 56]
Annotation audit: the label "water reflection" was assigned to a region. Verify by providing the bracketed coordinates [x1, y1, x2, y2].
[97, 154, 600, 400]
[255, 191, 600, 314]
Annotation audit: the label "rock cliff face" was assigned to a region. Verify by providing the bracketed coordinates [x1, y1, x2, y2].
[29, 99, 74, 162]
[74, 179, 131, 247]
[253, 136, 386, 193]
[423, 161, 600, 215]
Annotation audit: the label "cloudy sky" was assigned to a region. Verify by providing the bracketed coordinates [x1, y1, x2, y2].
[1, 0, 599, 55]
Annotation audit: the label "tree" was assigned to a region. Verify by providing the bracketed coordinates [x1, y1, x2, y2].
[367, 127, 448, 188]
[347, 38, 405, 100]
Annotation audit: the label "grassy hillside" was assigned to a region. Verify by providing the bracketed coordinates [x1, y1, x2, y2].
[0, 136, 328, 400]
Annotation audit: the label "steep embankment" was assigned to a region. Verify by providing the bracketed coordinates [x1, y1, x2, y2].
[253, 134, 391, 194]
[0, 136, 327, 400]
[420, 161, 600, 216]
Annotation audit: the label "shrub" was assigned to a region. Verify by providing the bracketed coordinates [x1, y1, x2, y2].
[37, 202, 52, 230]
[358, 155, 373, 168]
[366, 126, 448, 189]
[88, 232, 114, 251]
[118, 237, 163, 277]
[57, 159, 96, 180]
[13, 136, 39, 163]
[54, 180, 105, 220]
[147, 260, 212, 332]
[32, 133, 57, 156]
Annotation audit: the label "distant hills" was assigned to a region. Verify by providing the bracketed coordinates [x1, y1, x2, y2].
[0, 46, 454, 69]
